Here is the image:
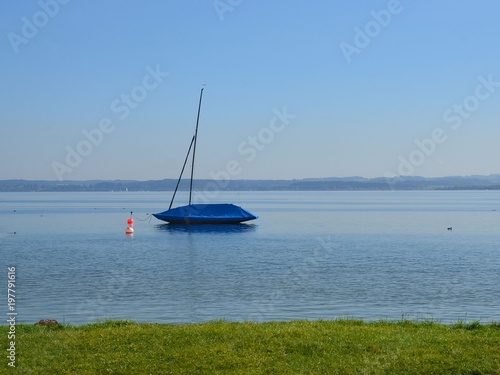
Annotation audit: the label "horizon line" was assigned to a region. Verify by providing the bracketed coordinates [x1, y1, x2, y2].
[2, 173, 500, 183]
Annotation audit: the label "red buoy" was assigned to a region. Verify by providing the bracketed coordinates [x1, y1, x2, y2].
[126, 212, 134, 234]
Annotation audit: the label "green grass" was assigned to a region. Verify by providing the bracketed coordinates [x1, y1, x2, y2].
[2, 319, 499, 374]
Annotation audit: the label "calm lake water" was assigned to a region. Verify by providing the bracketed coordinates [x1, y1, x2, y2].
[0, 191, 499, 325]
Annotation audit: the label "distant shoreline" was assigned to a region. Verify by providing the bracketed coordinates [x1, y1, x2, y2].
[1, 175, 500, 192]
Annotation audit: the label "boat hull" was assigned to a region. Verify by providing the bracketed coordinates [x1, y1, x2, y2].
[153, 203, 258, 224]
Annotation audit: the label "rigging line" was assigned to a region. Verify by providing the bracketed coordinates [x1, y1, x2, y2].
[169, 135, 195, 210]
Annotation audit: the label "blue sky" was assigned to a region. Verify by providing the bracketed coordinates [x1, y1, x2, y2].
[1, 0, 500, 181]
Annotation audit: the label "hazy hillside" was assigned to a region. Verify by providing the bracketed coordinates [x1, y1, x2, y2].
[1, 175, 500, 192]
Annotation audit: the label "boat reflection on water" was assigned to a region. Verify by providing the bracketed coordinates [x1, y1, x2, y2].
[155, 223, 258, 234]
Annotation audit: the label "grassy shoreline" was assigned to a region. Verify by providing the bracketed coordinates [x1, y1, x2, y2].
[2, 319, 499, 374]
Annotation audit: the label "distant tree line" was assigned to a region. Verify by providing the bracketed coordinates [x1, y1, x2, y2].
[1, 175, 500, 192]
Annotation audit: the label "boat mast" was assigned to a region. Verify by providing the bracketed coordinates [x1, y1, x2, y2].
[189, 87, 204, 205]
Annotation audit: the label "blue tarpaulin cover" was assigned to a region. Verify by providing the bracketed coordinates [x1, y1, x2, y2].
[153, 203, 258, 224]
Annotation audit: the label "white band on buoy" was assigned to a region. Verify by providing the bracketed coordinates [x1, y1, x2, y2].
[125, 213, 135, 234]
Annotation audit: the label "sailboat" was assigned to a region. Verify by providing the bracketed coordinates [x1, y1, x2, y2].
[153, 88, 258, 224]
